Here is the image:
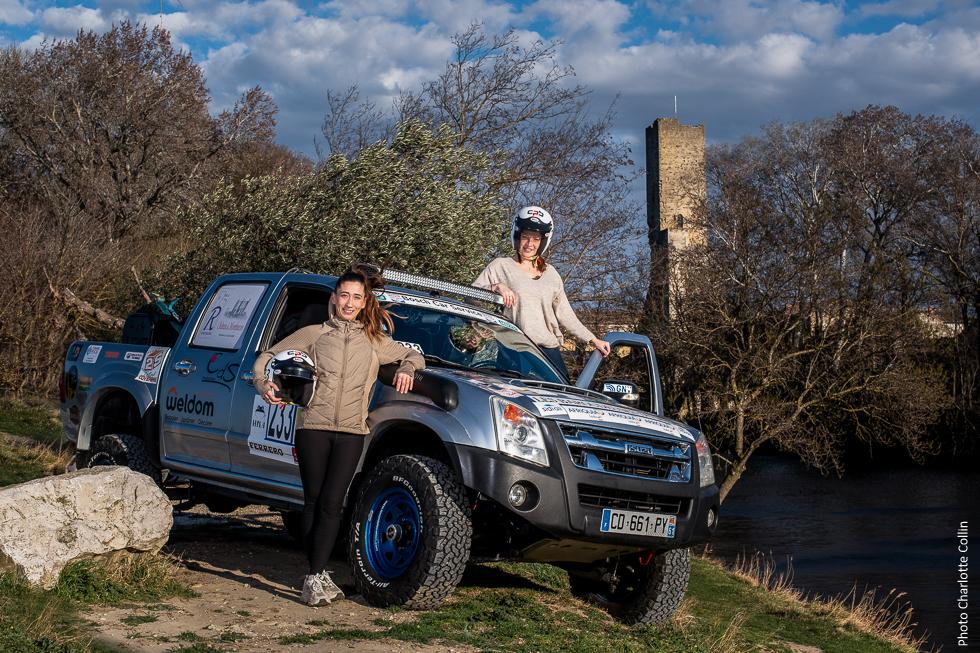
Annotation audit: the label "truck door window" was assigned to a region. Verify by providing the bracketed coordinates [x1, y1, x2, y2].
[587, 344, 654, 412]
[266, 286, 332, 347]
[191, 283, 267, 351]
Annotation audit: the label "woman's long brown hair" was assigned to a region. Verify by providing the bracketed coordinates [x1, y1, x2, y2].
[336, 263, 393, 342]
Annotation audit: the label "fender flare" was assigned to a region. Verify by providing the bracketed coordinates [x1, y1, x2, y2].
[361, 402, 483, 485]
[77, 376, 156, 451]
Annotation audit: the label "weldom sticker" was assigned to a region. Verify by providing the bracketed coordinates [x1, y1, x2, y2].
[247, 395, 299, 465]
[135, 346, 169, 384]
[124, 351, 144, 362]
[82, 345, 102, 364]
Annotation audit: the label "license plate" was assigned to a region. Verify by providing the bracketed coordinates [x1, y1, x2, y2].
[600, 508, 676, 538]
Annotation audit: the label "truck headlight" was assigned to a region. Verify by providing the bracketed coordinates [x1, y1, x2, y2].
[491, 398, 549, 467]
[695, 433, 715, 488]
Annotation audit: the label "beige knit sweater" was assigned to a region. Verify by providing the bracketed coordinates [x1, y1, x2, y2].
[473, 257, 596, 348]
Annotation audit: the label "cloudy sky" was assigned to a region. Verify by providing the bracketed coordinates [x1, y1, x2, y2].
[1, 0, 978, 160]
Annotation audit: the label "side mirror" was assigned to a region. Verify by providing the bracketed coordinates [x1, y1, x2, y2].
[601, 379, 640, 408]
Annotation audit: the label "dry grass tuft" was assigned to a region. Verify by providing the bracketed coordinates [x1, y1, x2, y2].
[708, 551, 926, 652]
[821, 585, 931, 652]
[711, 611, 749, 653]
[55, 551, 193, 606]
[0, 432, 73, 487]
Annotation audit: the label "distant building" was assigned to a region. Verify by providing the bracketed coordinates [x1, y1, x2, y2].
[644, 117, 706, 322]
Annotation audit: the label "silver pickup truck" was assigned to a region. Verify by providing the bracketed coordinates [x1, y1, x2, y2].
[59, 270, 719, 625]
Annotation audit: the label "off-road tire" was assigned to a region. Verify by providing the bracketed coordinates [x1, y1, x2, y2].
[348, 454, 471, 609]
[86, 433, 161, 485]
[568, 548, 690, 626]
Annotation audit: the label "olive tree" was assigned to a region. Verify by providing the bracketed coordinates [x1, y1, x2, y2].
[161, 120, 505, 303]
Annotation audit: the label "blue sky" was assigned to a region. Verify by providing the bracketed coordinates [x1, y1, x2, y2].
[2, 0, 978, 158]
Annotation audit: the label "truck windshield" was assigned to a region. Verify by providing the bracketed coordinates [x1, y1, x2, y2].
[387, 304, 564, 383]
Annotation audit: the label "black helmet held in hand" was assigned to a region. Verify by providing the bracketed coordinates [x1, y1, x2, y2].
[266, 350, 317, 407]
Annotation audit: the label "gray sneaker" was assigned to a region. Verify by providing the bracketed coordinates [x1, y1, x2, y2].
[300, 574, 317, 605]
[302, 571, 343, 606]
[316, 571, 345, 602]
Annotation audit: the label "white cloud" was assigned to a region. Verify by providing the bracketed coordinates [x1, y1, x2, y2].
[649, 0, 845, 43]
[18, 32, 49, 51]
[2, 0, 977, 161]
[410, 0, 516, 34]
[860, 0, 940, 17]
[562, 17, 980, 152]
[0, 0, 32, 25]
[528, 0, 631, 43]
[319, 0, 412, 21]
[199, 11, 453, 153]
[39, 6, 112, 35]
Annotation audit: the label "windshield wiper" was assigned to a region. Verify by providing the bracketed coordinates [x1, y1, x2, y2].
[423, 354, 473, 372]
[478, 367, 525, 379]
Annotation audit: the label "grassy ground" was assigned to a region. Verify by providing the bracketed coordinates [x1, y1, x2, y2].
[0, 397, 68, 487]
[1, 396, 193, 652]
[278, 559, 917, 653]
[0, 554, 192, 653]
[0, 397, 64, 445]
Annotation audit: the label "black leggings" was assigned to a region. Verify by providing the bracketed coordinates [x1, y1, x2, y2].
[295, 428, 364, 575]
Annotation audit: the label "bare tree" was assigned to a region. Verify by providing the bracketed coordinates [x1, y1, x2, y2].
[907, 120, 980, 454]
[0, 22, 296, 396]
[320, 24, 643, 310]
[317, 86, 391, 160]
[216, 86, 313, 184]
[0, 21, 217, 243]
[665, 108, 951, 502]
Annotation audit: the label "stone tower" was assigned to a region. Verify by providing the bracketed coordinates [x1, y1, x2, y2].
[644, 117, 706, 323]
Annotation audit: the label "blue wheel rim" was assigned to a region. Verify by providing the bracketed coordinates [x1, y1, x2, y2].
[364, 486, 422, 580]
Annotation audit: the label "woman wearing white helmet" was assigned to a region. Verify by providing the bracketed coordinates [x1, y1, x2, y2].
[473, 206, 611, 380]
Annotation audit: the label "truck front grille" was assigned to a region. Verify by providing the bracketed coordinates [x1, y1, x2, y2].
[578, 484, 687, 516]
[558, 422, 691, 483]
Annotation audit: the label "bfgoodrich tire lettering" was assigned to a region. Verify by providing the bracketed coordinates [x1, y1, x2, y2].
[568, 548, 690, 626]
[87, 433, 161, 485]
[348, 454, 471, 609]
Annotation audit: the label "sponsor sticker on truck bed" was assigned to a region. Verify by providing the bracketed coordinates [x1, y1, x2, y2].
[82, 345, 102, 364]
[135, 346, 168, 384]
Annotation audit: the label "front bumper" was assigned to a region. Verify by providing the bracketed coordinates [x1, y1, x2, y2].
[455, 421, 719, 560]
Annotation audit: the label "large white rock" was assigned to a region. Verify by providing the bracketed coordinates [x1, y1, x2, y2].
[0, 466, 172, 588]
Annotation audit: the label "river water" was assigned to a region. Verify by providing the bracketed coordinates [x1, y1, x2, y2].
[710, 453, 979, 651]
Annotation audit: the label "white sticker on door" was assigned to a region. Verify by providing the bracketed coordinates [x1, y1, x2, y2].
[247, 395, 299, 465]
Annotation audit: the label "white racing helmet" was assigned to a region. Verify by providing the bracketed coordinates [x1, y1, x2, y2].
[265, 349, 317, 407]
[512, 206, 554, 256]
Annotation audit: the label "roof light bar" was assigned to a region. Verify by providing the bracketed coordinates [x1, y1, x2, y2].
[382, 268, 505, 306]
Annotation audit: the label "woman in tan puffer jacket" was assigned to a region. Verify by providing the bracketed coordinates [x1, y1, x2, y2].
[253, 264, 424, 607]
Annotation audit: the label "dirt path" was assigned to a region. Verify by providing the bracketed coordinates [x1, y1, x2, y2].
[88, 506, 474, 653]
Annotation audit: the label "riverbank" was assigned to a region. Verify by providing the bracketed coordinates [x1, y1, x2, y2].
[713, 450, 978, 650]
[0, 397, 924, 652]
